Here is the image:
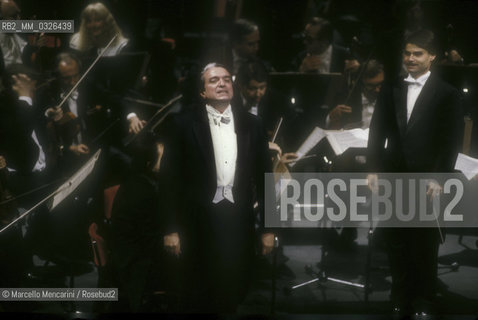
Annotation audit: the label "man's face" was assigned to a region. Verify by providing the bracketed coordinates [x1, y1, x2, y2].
[303, 24, 329, 55]
[241, 79, 267, 105]
[403, 43, 436, 78]
[362, 71, 384, 102]
[200, 67, 233, 104]
[59, 60, 80, 90]
[234, 30, 260, 58]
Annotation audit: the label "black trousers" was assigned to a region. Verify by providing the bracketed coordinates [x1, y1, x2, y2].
[385, 228, 440, 310]
[182, 200, 255, 313]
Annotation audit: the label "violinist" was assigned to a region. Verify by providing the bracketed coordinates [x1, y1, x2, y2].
[0, 0, 45, 69]
[325, 60, 384, 130]
[41, 53, 92, 170]
[233, 59, 298, 158]
[70, 2, 129, 58]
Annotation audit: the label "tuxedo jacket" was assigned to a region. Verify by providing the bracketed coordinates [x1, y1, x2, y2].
[367, 73, 463, 173]
[162, 103, 272, 235]
[0, 90, 49, 174]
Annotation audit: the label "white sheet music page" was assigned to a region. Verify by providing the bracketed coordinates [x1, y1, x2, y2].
[290, 127, 327, 167]
[454, 153, 478, 180]
[326, 128, 369, 155]
[48, 149, 102, 211]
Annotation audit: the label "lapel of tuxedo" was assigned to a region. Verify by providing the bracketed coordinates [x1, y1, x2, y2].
[233, 106, 251, 179]
[393, 80, 408, 139]
[192, 105, 216, 179]
[406, 76, 436, 134]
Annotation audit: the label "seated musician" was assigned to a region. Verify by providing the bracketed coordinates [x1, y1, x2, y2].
[69, 2, 129, 57]
[325, 59, 384, 130]
[41, 53, 92, 169]
[234, 59, 298, 161]
[229, 19, 274, 75]
[292, 17, 358, 75]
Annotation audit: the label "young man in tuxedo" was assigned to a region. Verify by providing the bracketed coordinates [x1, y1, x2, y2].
[163, 63, 274, 312]
[367, 30, 463, 315]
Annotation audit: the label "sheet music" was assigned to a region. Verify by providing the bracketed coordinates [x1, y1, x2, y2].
[48, 149, 102, 211]
[454, 153, 478, 180]
[290, 127, 327, 167]
[326, 128, 369, 155]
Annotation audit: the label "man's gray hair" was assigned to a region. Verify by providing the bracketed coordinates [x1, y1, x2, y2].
[200, 62, 229, 87]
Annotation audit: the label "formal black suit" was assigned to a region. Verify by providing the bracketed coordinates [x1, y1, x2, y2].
[162, 103, 272, 312]
[367, 72, 463, 312]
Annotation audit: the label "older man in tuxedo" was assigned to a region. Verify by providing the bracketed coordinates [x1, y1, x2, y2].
[368, 30, 463, 315]
[163, 63, 274, 312]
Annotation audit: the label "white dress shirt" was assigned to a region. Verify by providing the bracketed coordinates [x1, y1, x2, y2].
[241, 93, 258, 116]
[0, 33, 27, 66]
[361, 93, 376, 129]
[404, 71, 431, 122]
[318, 45, 332, 74]
[60, 90, 83, 144]
[206, 104, 237, 203]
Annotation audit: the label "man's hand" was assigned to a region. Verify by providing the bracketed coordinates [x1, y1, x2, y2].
[0, 156, 6, 169]
[329, 105, 352, 123]
[261, 232, 275, 255]
[300, 54, 322, 73]
[164, 232, 181, 256]
[367, 174, 379, 194]
[12, 74, 35, 98]
[128, 115, 146, 134]
[426, 180, 442, 200]
[344, 59, 360, 73]
[281, 152, 299, 164]
[268, 142, 282, 156]
[69, 144, 90, 156]
[46, 107, 64, 122]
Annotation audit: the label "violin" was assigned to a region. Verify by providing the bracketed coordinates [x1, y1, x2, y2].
[45, 35, 118, 163]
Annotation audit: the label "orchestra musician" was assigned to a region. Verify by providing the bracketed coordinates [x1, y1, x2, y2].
[325, 60, 385, 130]
[367, 29, 463, 316]
[70, 2, 129, 57]
[162, 63, 274, 312]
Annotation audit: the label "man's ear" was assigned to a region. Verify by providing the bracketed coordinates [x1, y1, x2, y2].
[430, 54, 436, 62]
[200, 91, 206, 99]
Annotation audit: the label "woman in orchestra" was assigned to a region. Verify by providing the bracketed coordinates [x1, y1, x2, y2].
[69, 2, 129, 57]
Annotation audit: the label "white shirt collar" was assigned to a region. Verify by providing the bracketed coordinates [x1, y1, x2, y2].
[404, 71, 431, 86]
[206, 104, 232, 116]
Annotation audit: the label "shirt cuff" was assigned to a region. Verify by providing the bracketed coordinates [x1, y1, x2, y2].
[19, 96, 33, 106]
[126, 112, 137, 120]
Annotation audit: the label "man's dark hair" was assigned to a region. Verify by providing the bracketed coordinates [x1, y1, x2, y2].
[308, 17, 332, 41]
[230, 19, 258, 44]
[362, 60, 384, 80]
[404, 29, 438, 55]
[235, 59, 268, 87]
